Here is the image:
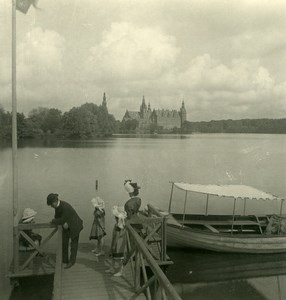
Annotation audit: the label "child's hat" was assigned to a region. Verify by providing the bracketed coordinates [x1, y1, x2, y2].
[22, 208, 37, 223]
[91, 196, 104, 207]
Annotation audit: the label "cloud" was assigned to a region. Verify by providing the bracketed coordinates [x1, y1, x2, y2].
[1, 1, 286, 121]
[85, 22, 180, 81]
[17, 27, 65, 83]
[1, 27, 66, 112]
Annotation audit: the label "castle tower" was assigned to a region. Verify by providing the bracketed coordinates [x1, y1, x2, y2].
[140, 96, 147, 117]
[180, 100, 187, 127]
[102, 92, 107, 109]
[148, 102, 151, 112]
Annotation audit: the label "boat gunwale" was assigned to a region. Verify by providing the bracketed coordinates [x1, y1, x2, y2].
[167, 222, 286, 240]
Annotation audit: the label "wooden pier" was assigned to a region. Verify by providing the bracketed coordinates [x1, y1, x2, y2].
[54, 243, 146, 300]
[8, 214, 182, 300]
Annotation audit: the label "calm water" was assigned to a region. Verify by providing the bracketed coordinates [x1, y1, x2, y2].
[1, 133, 286, 299]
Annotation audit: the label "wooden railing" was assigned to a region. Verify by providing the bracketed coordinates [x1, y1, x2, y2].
[11, 222, 63, 298]
[125, 215, 182, 300]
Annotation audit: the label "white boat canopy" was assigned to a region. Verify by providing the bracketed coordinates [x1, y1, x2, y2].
[173, 182, 280, 201]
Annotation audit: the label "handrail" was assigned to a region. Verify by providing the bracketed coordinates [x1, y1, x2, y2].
[13, 222, 59, 274]
[126, 223, 182, 300]
[18, 222, 57, 230]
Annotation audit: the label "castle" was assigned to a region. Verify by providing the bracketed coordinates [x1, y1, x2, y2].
[122, 96, 187, 132]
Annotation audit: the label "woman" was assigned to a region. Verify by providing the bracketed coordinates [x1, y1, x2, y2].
[89, 196, 106, 256]
[124, 180, 142, 231]
[106, 205, 127, 277]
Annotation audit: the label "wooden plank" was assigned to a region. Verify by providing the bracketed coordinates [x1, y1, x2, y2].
[58, 243, 146, 300]
[180, 219, 264, 226]
[18, 223, 57, 230]
[204, 224, 219, 233]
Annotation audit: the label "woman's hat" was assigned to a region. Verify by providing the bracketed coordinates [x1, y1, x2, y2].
[124, 180, 140, 194]
[124, 181, 134, 193]
[22, 208, 37, 223]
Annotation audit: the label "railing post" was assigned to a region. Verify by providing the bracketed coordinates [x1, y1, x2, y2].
[13, 226, 19, 273]
[126, 224, 182, 300]
[53, 226, 62, 300]
[139, 252, 151, 300]
[134, 247, 140, 291]
[162, 217, 167, 262]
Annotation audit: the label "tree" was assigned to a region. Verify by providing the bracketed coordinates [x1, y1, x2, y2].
[62, 106, 99, 138]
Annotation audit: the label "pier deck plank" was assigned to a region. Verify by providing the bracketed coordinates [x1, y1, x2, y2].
[59, 243, 146, 300]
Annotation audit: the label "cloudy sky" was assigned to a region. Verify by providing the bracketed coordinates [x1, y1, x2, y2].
[1, 0, 286, 121]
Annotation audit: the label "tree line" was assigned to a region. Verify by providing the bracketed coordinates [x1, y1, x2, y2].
[1, 103, 286, 140]
[181, 119, 286, 134]
[0, 103, 122, 139]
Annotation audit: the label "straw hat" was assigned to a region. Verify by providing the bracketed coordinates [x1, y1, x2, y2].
[22, 208, 37, 223]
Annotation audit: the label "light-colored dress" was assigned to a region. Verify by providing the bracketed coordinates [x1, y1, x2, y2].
[111, 220, 127, 260]
[89, 197, 106, 240]
[110, 206, 127, 260]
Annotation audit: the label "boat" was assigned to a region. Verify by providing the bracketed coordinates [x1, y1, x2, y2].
[148, 182, 286, 253]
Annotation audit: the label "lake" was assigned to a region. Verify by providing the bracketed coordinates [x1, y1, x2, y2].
[1, 133, 286, 299]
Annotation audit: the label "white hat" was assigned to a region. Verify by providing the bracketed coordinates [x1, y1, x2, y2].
[124, 181, 134, 194]
[22, 208, 37, 223]
[112, 206, 127, 218]
[91, 196, 104, 207]
[112, 206, 127, 229]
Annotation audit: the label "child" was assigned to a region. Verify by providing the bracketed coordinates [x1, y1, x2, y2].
[19, 208, 42, 251]
[89, 196, 106, 256]
[106, 206, 127, 277]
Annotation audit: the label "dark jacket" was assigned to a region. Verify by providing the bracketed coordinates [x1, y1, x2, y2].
[124, 196, 141, 219]
[52, 200, 83, 238]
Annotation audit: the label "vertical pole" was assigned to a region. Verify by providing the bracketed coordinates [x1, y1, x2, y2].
[13, 227, 19, 273]
[12, 0, 18, 225]
[134, 248, 140, 291]
[139, 253, 151, 300]
[205, 194, 209, 216]
[168, 183, 174, 213]
[243, 198, 246, 216]
[12, 0, 19, 274]
[231, 198, 237, 235]
[278, 199, 284, 234]
[162, 217, 166, 262]
[182, 191, 188, 224]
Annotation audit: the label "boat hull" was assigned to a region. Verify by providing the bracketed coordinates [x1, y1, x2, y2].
[167, 223, 286, 253]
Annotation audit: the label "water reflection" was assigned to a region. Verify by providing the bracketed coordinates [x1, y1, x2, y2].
[167, 248, 286, 299]
[0, 134, 191, 150]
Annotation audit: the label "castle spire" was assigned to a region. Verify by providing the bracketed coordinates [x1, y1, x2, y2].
[148, 102, 151, 111]
[102, 92, 107, 108]
[140, 95, 147, 116]
[180, 100, 187, 127]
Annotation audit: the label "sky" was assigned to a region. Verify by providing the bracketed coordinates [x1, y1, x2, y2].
[1, 0, 286, 121]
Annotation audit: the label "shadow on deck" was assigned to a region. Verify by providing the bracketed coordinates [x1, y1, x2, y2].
[59, 243, 146, 300]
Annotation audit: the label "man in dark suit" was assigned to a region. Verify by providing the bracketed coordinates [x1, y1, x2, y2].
[47, 193, 83, 269]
